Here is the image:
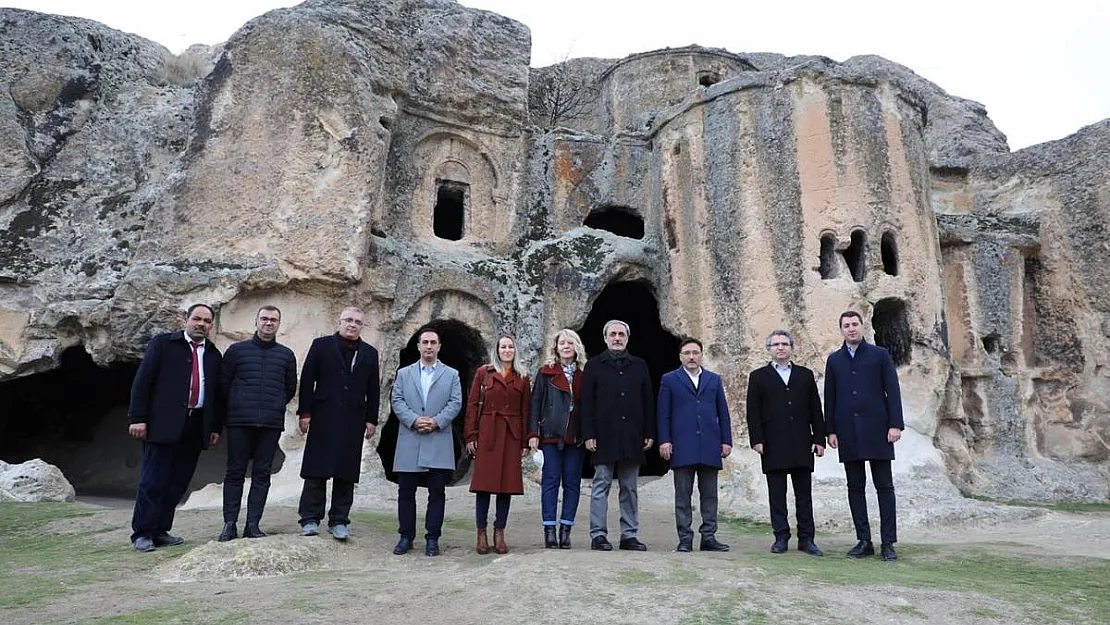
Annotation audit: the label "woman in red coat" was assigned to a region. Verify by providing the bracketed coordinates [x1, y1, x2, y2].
[464, 334, 531, 554]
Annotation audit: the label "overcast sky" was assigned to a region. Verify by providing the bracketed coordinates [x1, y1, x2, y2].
[3, 0, 1107, 150]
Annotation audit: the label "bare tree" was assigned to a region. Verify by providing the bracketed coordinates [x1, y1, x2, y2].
[528, 53, 598, 129]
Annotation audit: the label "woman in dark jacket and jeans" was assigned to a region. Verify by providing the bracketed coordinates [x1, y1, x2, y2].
[528, 328, 587, 549]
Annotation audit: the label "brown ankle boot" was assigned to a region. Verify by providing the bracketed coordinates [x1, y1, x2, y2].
[476, 528, 489, 554]
[493, 528, 508, 554]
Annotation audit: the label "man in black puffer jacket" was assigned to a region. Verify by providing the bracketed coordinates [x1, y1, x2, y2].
[218, 305, 297, 541]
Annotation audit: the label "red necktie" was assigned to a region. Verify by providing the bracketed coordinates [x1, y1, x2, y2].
[188, 342, 201, 408]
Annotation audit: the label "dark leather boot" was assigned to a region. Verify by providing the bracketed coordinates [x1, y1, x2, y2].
[493, 528, 508, 554]
[218, 522, 237, 542]
[544, 525, 558, 549]
[243, 523, 266, 538]
[476, 528, 490, 554]
[558, 524, 571, 549]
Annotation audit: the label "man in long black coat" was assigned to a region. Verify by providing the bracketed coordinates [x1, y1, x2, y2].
[825, 310, 904, 561]
[581, 320, 655, 552]
[127, 304, 224, 552]
[746, 329, 826, 556]
[296, 306, 380, 541]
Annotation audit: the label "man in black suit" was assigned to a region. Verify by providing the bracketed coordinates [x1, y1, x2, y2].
[128, 304, 224, 552]
[746, 329, 826, 556]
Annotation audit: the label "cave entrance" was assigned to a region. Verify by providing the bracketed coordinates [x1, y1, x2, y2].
[377, 319, 487, 486]
[873, 298, 912, 366]
[0, 345, 249, 498]
[433, 181, 467, 241]
[578, 281, 680, 477]
[583, 205, 646, 239]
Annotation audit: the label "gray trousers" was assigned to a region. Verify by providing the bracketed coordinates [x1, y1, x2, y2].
[590, 462, 640, 539]
[673, 465, 719, 542]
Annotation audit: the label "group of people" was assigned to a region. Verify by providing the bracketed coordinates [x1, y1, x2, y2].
[127, 305, 904, 562]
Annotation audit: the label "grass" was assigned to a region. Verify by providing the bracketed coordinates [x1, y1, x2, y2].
[85, 605, 250, 625]
[716, 515, 775, 536]
[963, 494, 1110, 514]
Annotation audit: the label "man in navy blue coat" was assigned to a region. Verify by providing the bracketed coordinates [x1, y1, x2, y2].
[128, 304, 224, 552]
[657, 337, 733, 553]
[824, 310, 904, 561]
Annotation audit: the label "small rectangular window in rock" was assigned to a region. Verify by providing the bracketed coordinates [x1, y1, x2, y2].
[433, 181, 468, 241]
[881, 231, 898, 276]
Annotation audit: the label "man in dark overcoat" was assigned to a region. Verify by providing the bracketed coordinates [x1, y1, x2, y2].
[746, 329, 826, 556]
[296, 306, 380, 541]
[127, 304, 224, 552]
[824, 310, 904, 561]
[581, 319, 655, 552]
[657, 337, 733, 553]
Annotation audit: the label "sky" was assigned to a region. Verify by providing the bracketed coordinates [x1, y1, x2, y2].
[3, 0, 1107, 150]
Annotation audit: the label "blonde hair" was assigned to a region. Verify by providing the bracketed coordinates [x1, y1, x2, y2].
[544, 328, 587, 369]
[489, 334, 528, 378]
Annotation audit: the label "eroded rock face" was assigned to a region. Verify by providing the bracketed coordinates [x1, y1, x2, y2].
[0, 459, 76, 502]
[0, 0, 1107, 513]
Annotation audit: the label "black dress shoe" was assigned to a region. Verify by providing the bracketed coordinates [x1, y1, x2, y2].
[847, 540, 875, 558]
[770, 538, 788, 554]
[153, 533, 184, 547]
[133, 536, 155, 553]
[618, 537, 648, 551]
[675, 540, 693, 552]
[544, 526, 558, 549]
[699, 536, 731, 552]
[218, 523, 237, 542]
[591, 535, 613, 551]
[243, 524, 266, 539]
[881, 542, 898, 561]
[393, 536, 414, 555]
[798, 540, 825, 556]
[425, 538, 440, 557]
[558, 525, 572, 549]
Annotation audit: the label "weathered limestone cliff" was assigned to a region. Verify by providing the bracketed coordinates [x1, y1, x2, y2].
[1, 0, 1107, 519]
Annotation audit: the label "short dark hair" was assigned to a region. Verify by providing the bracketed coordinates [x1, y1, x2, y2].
[678, 337, 703, 352]
[256, 305, 281, 319]
[186, 303, 214, 319]
[416, 325, 441, 342]
[839, 310, 863, 326]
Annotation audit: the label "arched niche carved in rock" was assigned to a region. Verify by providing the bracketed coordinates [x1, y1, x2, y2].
[411, 132, 505, 245]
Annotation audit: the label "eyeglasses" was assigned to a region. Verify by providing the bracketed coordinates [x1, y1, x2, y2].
[341, 318, 363, 326]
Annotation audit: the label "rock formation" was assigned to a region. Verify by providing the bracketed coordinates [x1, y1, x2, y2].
[0, 459, 76, 502]
[0, 0, 1107, 519]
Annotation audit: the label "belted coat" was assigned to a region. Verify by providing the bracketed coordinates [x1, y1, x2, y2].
[464, 366, 530, 494]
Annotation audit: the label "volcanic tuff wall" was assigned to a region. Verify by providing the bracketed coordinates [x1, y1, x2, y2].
[1, 0, 1107, 513]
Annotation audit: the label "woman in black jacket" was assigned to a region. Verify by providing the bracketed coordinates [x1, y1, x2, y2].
[527, 328, 587, 549]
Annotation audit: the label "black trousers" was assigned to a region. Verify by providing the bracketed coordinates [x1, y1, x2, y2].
[397, 469, 451, 540]
[844, 459, 897, 544]
[222, 426, 282, 525]
[298, 477, 355, 527]
[130, 411, 204, 542]
[766, 469, 815, 542]
[475, 492, 512, 529]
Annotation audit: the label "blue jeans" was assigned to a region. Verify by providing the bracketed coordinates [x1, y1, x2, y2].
[541, 443, 583, 526]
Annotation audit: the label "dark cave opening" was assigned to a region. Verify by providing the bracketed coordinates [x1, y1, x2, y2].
[819, 233, 838, 279]
[0, 345, 253, 497]
[578, 281, 681, 477]
[873, 298, 912, 366]
[376, 319, 487, 486]
[583, 205, 646, 240]
[433, 181, 467, 241]
[881, 231, 899, 276]
[843, 229, 867, 282]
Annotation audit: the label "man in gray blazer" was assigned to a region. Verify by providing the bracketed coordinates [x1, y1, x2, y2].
[390, 326, 463, 556]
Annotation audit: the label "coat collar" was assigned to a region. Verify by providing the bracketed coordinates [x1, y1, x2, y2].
[539, 363, 580, 393]
[840, 340, 870, 357]
[328, 332, 367, 371]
